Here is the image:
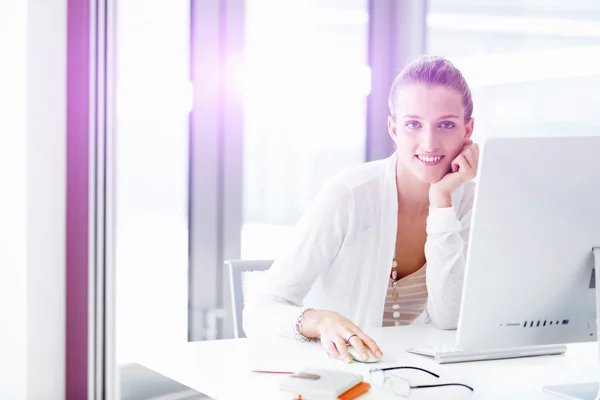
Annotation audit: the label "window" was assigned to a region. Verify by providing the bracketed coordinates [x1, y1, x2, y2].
[427, 0, 600, 142]
[241, 0, 370, 259]
[115, 0, 191, 396]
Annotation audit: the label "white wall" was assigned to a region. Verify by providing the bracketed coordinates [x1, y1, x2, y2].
[0, 0, 66, 399]
[27, 0, 66, 398]
[0, 0, 28, 398]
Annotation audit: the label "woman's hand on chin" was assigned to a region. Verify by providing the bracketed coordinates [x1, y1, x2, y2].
[429, 140, 479, 207]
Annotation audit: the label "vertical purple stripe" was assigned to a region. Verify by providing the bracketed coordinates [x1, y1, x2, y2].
[67, 0, 90, 398]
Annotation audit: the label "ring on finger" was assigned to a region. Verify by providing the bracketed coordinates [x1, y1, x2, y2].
[345, 333, 358, 344]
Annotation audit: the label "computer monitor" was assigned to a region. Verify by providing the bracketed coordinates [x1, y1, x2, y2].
[455, 135, 600, 399]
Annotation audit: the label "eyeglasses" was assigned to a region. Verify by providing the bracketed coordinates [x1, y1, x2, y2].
[369, 366, 474, 397]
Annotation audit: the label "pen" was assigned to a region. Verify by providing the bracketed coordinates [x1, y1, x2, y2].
[252, 370, 294, 374]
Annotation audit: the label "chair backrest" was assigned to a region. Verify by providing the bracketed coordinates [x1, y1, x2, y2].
[226, 259, 273, 338]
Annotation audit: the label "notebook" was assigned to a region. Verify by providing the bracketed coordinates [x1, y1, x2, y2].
[279, 368, 368, 399]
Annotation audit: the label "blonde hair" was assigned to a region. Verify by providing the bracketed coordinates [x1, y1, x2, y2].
[388, 55, 473, 122]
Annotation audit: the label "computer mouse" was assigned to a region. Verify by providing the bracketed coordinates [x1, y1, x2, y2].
[346, 345, 380, 363]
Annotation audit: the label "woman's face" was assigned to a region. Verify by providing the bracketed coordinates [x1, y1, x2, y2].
[388, 84, 474, 184]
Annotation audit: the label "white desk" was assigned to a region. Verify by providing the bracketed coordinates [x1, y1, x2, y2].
[137, 325, 599, 399]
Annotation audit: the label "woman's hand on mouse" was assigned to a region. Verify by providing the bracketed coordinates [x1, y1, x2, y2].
[429, 140, 479, 207]
[301, 309, 383, 363]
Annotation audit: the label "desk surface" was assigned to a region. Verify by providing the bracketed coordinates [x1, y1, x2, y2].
[137, 325, 599, 399]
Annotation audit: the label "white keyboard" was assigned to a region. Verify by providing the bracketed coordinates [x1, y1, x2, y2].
[407, 345, 463, 356]
[405, 344, 567, 364]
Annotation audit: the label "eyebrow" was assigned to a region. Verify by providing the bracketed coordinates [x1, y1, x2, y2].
[401, 114, 460, 120]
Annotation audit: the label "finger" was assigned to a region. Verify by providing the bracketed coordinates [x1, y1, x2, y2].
[471, 144, 480, 171]
[451, 159, 459, 173]
[455, 155, 469, 171]
[464, 143, 479, 160]
[347, 335, 368, 361]
[355, 331, 383, 358]
[333, 337, 353, 363]
[454, 156, 475, 179]
[463, 139, 473, 147]
[451, 153, 465, 172]
[463, 149, 477, 170]
[322, 340, 341, 361]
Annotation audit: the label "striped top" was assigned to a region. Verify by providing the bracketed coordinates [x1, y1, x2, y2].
[382, 264, 428, 327]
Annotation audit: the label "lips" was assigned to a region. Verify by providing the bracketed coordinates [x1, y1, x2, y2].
[415, 154, 444, 166]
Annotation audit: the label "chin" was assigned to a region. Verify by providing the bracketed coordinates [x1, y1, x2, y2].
[413, 169, 446, 184]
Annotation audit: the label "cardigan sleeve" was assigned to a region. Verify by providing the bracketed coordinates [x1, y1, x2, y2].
[423, 186, 474, 330]
[242, 179, 353, 339]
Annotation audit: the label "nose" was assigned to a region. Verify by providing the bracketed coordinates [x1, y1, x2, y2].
[420, 127, 439, 152]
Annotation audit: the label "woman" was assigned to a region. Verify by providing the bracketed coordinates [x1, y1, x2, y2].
[243, 55, 479, 364]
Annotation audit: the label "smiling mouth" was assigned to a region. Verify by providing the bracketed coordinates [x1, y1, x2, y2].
[415, 154, 444, 164]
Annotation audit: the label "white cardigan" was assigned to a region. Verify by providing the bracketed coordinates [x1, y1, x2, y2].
[243, 152, 475, 339]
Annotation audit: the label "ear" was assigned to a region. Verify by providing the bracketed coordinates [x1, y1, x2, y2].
[387, 116, 398, 142]
[464, 117, 474, 140]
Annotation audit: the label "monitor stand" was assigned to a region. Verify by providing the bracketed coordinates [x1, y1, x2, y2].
[543, 247, 600, 400]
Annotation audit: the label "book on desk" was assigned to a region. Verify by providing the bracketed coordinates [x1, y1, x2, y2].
[279, 368, 371, 400]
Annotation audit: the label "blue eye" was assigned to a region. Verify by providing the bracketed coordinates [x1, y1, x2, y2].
[440, 121, 455, 129]
[406, 121, 421, 129]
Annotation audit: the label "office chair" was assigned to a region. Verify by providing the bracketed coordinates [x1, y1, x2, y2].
[226, 259, 273, 338]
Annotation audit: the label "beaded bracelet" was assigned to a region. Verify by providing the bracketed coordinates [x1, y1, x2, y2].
[293, 308, 318, 342]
